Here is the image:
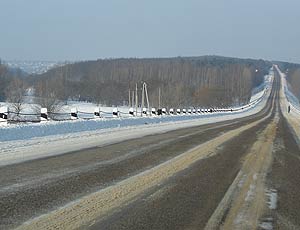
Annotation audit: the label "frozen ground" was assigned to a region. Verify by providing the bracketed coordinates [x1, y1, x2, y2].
[276, 65, 300, 115]
[280, 72, 300, 114]
[0, 72, 273, 166]
[0, 72, 273, 142]
[276, 65, 300, 144]
[0, 99, 264, 143]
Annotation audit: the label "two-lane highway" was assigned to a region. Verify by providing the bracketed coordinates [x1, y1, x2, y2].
[1, 66, 300, 230]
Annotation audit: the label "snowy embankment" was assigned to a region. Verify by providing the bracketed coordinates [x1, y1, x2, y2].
[276, 65, 300, 145]
[250, 74, 273, 103]
[0, 73, 273, 166]
[279, 68, 300, 115]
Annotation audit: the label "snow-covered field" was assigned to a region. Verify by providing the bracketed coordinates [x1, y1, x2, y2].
[276, 64, 300, 145]
[0, 89, 269, 142]
[0, 72, 273, 166]
[280, 71, 300, 114]
[276, 64, 300, 130]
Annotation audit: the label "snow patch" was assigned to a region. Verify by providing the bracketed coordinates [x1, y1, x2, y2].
[245, 184, 256, 202]
[0, 70, 274, 166]
[266, 188, 278, 210]
[253, 173, 258, 180]
[0, 95, 268, 143]
[238, 174, 247, 188]
[259, 217, 273, 230]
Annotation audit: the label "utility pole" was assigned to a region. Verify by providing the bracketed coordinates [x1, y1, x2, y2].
[141, 82, 150, 116]
[135, 83, 138, 116]
[141, 83, 145, 117]
[128, 89, 131, 107]
[131, 91, 135, 108]
[144, 83, 150, 113]
[158, 87, 161, 109]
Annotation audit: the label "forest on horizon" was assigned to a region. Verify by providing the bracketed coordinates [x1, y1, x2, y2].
[24, 56, 272, 108]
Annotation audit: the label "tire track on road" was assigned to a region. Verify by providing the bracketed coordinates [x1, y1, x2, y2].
[0, 81, 276, 230]
[204, 64, 280, 230]
[17, 103, 274, 230]
[204, 116, 278, 230]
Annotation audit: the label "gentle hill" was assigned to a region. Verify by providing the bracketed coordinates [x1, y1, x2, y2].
[29, 56, 271, 107]
[0, 60, 26, 101]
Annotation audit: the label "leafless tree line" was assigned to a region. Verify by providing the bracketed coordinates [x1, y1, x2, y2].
[0, 62, 62, 119]
[1, 57, 271, 120]
[32, 56, 271, 108]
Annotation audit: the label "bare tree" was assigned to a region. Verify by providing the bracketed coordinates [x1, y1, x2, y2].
[39, 95, 62, 114]
[34, 80, 62, 119]
[33, 57, 271, 107]
[5, 78, 26, 119]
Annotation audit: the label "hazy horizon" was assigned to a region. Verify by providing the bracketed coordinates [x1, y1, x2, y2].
[1, 0, 300, 63]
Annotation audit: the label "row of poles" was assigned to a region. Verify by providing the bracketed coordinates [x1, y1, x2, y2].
[0, 107, 224, 123]
[128, 82, 151, 117]
[0, 83, 266, 124]
[0, 98, 261, 124]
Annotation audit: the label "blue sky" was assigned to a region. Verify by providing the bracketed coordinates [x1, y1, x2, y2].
[1, 0, 300, 63]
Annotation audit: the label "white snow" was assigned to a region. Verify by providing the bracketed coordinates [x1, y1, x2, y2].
[238, 174, 247, 188]
[0, 72, 273, 166]
[250, 72, 273, 103]
[0, 93, 269, 143]
[275, 64, 300, 115]
[259, 219, 273, 230]
[245, 184, 256, 202]
[266, 188, 278, 210]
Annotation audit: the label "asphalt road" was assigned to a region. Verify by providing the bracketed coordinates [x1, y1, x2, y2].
[1, 67, 299, 230]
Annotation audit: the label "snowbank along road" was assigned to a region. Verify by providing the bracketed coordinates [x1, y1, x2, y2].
[1, 65, 300, 230]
